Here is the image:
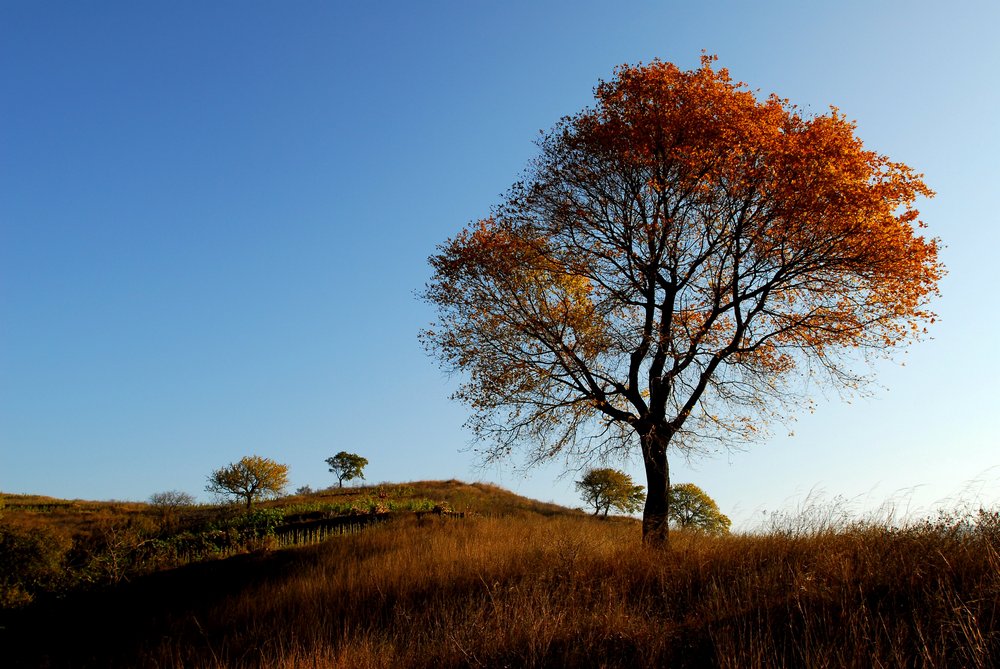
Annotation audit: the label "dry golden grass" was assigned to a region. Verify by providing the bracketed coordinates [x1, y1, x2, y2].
[0, 480, 558, 569]
[292, 479, 580, 517]
[1, 494, 151, 535]
[3, 484, 998, 668]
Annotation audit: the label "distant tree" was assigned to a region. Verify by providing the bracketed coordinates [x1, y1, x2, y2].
[325, 452, 368, 488]
[149, 490, 195, 529]
[668, 483, 731, 534]
[295, 485, 314, 496]
[576, 468, 646, 517]
[206, 456, 289, 509]
[149, 490, 195, 510]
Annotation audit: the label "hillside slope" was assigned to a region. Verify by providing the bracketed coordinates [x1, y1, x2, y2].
[2, 486, 997, 668]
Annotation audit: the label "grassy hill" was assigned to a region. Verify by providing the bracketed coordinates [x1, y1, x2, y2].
[0, 480, 587, 608]
[0, 479, 579, 536]
[2, 482, 997, 668]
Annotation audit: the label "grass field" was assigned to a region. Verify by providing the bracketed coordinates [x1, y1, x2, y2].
[2, 482, 997, 668]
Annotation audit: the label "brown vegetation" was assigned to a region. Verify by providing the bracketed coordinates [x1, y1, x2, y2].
[1, 482, 997, 667]
[0, 482, 575, 607]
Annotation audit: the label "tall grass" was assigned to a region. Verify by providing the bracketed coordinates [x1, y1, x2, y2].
[0, 480, 530, 604]
[9, 508, 997, 668]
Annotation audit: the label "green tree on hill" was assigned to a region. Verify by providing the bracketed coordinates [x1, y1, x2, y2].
[326, 452, 368, 488]
[576, 468, 645, 517]
[668, 483, 731, 534]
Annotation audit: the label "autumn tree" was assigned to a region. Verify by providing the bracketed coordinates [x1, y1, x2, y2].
[206, 456, 289, 509]
[576, 468, 646, 516]
[422, 56, 942, 545]
[668, 483, 731, 534]
[325, 452, 368, 488]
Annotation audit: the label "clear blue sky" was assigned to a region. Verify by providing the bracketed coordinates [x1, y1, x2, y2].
[2, 1, 997, 528]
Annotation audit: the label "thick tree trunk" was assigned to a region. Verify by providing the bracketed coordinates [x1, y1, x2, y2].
[640, 426, 671, 546]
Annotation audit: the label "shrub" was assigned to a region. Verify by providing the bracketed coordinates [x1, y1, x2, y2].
[229, 508, 286, 539]
[0, 522, 72, 607]
[149, 490, 195, 509]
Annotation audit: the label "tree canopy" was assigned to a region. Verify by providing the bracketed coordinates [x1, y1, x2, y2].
[668, 483, 731, 534]
[325, 452, 368, 488]
[422, 56, 942, 545]
[206, 456, 289, 509]
[576, 468, 646, 516]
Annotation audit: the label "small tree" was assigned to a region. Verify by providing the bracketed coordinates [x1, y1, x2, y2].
[206, 456, 289, 509]
[149, 490, 195, 510]
[668, 483, 731, 534]
[576, 468, 646, 517]
[149, 490, 196, 529]
[325, 452, 368, 488]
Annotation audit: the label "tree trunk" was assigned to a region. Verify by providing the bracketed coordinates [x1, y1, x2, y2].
[640, 426, 671, 546]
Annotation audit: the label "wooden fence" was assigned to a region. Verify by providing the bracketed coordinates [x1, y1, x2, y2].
[275, 510, 468, 549]
[275, 513, 390, 548]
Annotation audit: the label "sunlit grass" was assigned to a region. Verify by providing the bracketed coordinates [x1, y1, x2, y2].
[3, 483, 998, 667]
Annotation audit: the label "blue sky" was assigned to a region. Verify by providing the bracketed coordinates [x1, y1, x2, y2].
[2, 1, 997, 527]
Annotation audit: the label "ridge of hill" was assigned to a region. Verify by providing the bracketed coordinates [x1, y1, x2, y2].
[0, 479, 581, 536]
[280, 478, 581, 517]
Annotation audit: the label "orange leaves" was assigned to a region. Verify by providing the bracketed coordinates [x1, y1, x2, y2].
[427, 216, 609, 373]
[423, 55, 942, 474]
[587, 57, 785, 186]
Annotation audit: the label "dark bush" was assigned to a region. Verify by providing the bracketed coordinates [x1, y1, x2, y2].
[0, 522, 72, 607]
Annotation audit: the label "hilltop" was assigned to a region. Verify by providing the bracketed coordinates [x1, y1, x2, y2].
[1, 479, 580, 537]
